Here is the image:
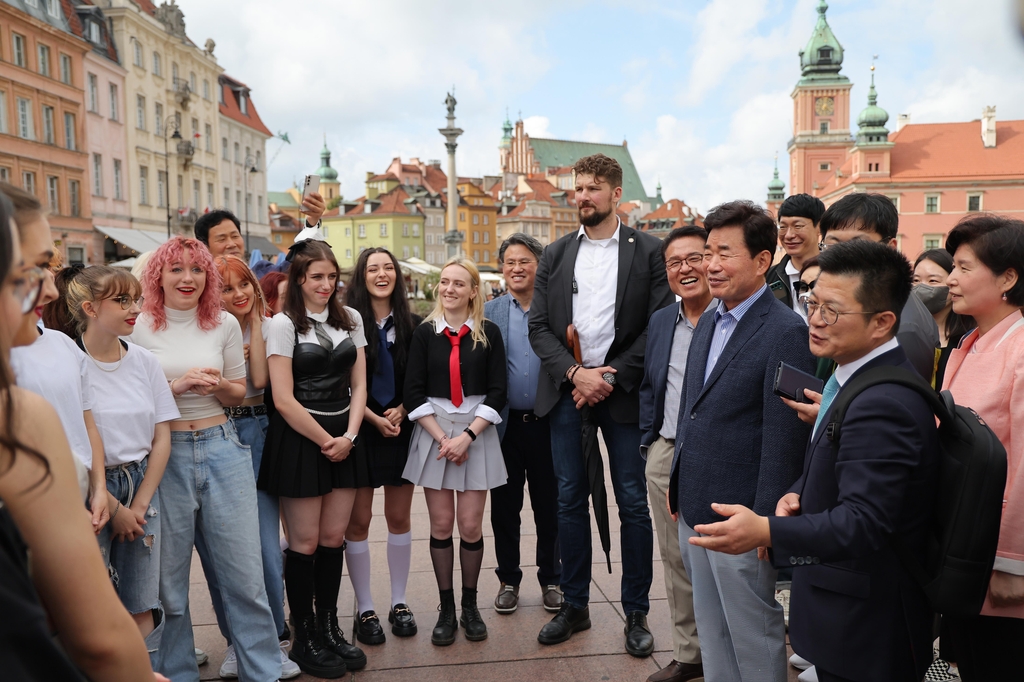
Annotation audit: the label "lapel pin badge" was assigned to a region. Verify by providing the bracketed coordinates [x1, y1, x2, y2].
[628, 237, 634, 243]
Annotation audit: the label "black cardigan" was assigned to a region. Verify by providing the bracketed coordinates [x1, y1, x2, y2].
[403, 319, 507, 416]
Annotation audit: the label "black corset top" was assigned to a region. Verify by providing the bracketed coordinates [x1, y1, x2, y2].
[292, 336, 357, 404]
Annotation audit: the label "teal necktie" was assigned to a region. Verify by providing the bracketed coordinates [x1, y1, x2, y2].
[812, 374, 840, 439]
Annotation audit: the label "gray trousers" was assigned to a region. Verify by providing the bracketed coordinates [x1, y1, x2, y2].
[679, 522, 787, 682]
[645, 437, 700, 664]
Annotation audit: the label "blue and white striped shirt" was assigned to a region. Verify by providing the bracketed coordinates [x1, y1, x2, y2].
[703, 284, 767, 384]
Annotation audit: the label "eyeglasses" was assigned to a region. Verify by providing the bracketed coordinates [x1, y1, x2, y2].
[666, 255, 704, 270]
[110, 294, 144, 310]
[503, 259, 536, 269]
[803, 300, 883, 325]
[12, 267, 46, 315]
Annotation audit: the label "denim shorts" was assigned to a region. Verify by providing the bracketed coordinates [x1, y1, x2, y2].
[96, 457, 161, 616]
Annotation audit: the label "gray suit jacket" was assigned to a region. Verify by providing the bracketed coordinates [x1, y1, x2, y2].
[484, 295, 512, 441]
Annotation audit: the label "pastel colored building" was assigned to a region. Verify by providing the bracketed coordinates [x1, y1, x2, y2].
[456, 178, 498, 268]
[323, 176, 426, 269]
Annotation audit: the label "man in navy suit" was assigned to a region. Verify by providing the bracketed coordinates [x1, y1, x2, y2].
[669, 200, 814, 682]
[689, 240, 939, 682]
[639, 226, 716, 682]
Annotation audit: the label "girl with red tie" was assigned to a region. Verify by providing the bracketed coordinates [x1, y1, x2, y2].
[402, 257, 507, 646]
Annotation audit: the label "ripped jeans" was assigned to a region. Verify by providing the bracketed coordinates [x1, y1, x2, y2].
[96, 456, 164, 653]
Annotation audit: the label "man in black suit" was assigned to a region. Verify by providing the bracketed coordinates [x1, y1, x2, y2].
[689, 240, 939, 682]
[529, 154, 673, 655]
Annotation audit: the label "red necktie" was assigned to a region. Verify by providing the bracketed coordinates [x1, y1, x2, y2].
[448, 325, 471, 407]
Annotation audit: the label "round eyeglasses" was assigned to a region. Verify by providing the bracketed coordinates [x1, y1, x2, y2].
[803, 300, 883, 325]
[109, 294, 144, 310]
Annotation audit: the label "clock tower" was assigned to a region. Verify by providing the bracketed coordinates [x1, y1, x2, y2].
[787, 0, 853, 197]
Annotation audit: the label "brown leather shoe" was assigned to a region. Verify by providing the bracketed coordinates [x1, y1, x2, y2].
[647, 659, 704, 682]
[494, 583, 519, 614]
[542, 585, 564, 612]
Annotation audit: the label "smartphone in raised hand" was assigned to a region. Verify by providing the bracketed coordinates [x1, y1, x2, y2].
[300, 174, 320, 213]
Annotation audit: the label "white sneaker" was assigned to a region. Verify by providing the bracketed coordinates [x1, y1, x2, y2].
[195, 648, 208, 666]
[279, 641, 300, 679]
[219, 644, 238, 678]
[790, 653, 812, 671]
[797, 666, 819, 682]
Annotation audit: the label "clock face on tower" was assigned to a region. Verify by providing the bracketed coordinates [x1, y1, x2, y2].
[815, 96, 835, 116]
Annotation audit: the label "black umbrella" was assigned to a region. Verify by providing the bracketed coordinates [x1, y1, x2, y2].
[567, 325, 613, 574]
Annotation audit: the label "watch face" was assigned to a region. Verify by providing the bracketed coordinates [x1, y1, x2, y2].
[815, 96, 835, 116]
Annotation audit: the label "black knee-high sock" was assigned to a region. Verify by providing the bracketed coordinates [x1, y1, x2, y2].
[460, 538, 484, 591]
[285, 549, 316, 621]
[429, 535, 454, 592]
[314, 544, 345, 613]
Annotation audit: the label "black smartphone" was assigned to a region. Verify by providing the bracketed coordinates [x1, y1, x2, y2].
[773, 361, 824, 404]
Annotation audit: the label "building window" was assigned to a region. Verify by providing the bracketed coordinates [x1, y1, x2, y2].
[22, 172, 35, 195]
[154, 102, 163, 135]
[12, 34, 26, 68]
[425, 234, 433, 245]
[245, 145, 251, 162]
[194, 180, 201, 211]
[402, 246, 410, 259]
[189, 72, 196, 93]
[67, 246, 85, 264]
[483, 249, 490, 262]
[275, 234, 282, 244]
[223, 187, 230, 207]
[818, 162, 830, 171]
[255, 151, 261, 170]
[819, 120, 830, 134]
[412, 224, 420, 237]
[380, 223, 387, 237]
[92, 154, 103, 196]
[68, 180, 80, 216]
[157, 171, 166, 207]
[239, 93, 247, 115]
[42, 106, 55, 144]
[109, 84, 118, 121]
[46, 0, 59, 16]
[87, 74, 99, 112]
[967, 194, 982, 212]
[153, 52, 162, 76]
[203, 80, 210, 100]
[87, 20, 101, 44]
[413, 245, 420, 258]
[113, 160, 122, 200]
[472, 214, 479, 225]
[208, 183, 215, 209]
[17, 98, 34, 139]
[0, 92, 6, 134]
[171, 62, 178, 81]
[46, 176, 59, 213]
[234, 142, 240, 163]
[235, 190, 241, 215]
[205, 124, 212, 152]
[136, 95, 145, 129]
[222, 138, 229, 160]
[345, 248, 352, 258]
[472, 231, 479, 244]
[133, 41, 143, 67]
[219, 84, 225, 106]
[257, 194, 262, 218]
[925, 195, 940, 214]
[60, 54, 72, 85]
[139, 167, 149, 204]
[924, 235, 942, 251]
[402, 223, 409, 237]
[459, 211, 465, 222]
[358, 224, 366, 238]
[818, 46, 833, 63]
[473, 249, 480, 261]
[64, 113, 75, 149]
[483, 231, 490, 244]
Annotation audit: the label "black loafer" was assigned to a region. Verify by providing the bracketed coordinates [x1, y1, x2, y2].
[624, 611, 654, 657]
[388, 604, 418, 637]
[537, 603, 591, 645]
[352, 610, 386, 645]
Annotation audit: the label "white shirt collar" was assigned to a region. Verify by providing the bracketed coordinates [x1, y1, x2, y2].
[784, 259, 801, 277]
[834, 337, 900, 387]
[306, 307, 329, 322]
[577, 220, 621, 244]
[377, 311, 394, 328]
[432, 315, 475, 334]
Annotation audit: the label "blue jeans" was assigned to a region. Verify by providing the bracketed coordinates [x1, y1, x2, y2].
[548, 391, 653, 614]
[197, 413, 285, 642]
[96, 457, 164, 655]
[153, 423, 279, 682]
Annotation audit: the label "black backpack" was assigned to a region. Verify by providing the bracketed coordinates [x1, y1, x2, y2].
[825, 366, 1007, 616]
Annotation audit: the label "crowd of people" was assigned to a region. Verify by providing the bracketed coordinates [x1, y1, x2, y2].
[0, 151, 1022, 682]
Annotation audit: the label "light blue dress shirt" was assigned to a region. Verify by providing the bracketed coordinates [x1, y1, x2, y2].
[703, 284, 767, 384]
[507, 295, 541, 411]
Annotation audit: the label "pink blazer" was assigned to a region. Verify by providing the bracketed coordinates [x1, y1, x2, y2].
[943, 309, 1024, 618]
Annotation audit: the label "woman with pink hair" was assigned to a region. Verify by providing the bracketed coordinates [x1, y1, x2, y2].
[131, 236, 282, 682]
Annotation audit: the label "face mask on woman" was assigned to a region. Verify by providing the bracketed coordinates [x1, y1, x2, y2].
[914, 284, 950, 315]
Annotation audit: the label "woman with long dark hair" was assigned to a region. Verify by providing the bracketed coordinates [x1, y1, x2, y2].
[257, 237, 368, 678]
[343, 247, 420, 643]
[133, 236, 282, 681]
[912, 249, 975, 388]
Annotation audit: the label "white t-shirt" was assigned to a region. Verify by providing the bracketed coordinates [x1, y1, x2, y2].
[10, 328, 96, 470]
[84, 342, 180, 466]
[266, 307, 367, 358]
[243, 320, 271, 399]
[131, 307, 246, 421]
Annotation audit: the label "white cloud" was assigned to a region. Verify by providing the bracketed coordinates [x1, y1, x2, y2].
[522, 116, 552, 138]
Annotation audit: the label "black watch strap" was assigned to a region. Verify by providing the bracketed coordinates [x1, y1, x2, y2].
[463, 427, 477, 442]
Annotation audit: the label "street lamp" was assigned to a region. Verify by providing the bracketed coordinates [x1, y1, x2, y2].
[244, 154, 258, 255]
[163, 115, 182, 239]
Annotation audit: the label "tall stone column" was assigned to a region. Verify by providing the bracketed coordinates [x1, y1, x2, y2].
[439, 92, 464, 259]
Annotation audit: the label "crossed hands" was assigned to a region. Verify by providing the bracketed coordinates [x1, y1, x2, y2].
[172, 367, 223, 396]
[374, 406, 407, 438]
[571, 366, 616, 409]
[321, 436, 353, 462]
[436, 433, 471, 466]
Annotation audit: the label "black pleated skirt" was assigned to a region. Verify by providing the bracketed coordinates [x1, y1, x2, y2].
[349, 415, 414, 488]
[257, 399, 358, 498]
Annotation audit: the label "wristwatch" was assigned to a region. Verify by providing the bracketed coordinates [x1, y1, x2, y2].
[342, 432, 360, 445]
[602, 372, 617, 386]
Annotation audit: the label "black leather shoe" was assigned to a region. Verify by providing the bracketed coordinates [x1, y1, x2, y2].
[289, 614, 347, 679]
[624, 611, 655, 657]
[431, 590, 458, 646]
[318, 609, 367, 671]
[647, 659, 704, 682]
[388, 604, 418, 637]
[459, 588, 487, 641]
[537, 603, 591, 645]
[352, 610, 386, 645]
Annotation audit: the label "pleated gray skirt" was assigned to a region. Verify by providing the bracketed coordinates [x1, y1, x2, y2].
[402, 405, 507, 491]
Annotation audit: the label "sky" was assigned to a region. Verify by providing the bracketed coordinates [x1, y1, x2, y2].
[175, 0, 1024, 214]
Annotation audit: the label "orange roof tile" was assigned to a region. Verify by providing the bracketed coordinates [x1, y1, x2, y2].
[636, 198, 704, 229]
[343, 187, 413, 216]
[218, 75, 272, 137]
[888, 120, 1024, 181]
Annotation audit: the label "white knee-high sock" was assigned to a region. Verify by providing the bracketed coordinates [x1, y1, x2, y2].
[387, 531, 413, 608]
[345, 539, 374, 615]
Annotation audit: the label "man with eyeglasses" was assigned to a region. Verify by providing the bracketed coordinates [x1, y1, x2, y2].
[483, 233, 563, 618]
[687, 240, 939, 682]
[638, 226, 716, 682]
[668, 200, 814, 682]
[766, 194, 825, 323]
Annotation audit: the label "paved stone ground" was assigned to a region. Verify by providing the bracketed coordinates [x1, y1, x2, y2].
[188, 457, 803, 681]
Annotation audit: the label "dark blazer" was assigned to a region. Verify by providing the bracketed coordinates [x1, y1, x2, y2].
[484, 294, 513, 441]
[765, 254, 796, 311]
[670, 287, 814, 526]
[529, 223, 673, 422]
[639, 302, 681, 452]
[769, 347, 938, 682]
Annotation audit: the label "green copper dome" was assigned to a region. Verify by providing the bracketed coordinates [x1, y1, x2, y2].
[315, 140, 339, 181]
[856, 70, 890, 145]
[500, 115, 513, 148]
[767, 155, 785, 202]
[798, 0, 848, 84]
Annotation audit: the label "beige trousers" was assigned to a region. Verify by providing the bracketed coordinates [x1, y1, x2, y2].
[645, 435, 701, 664]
